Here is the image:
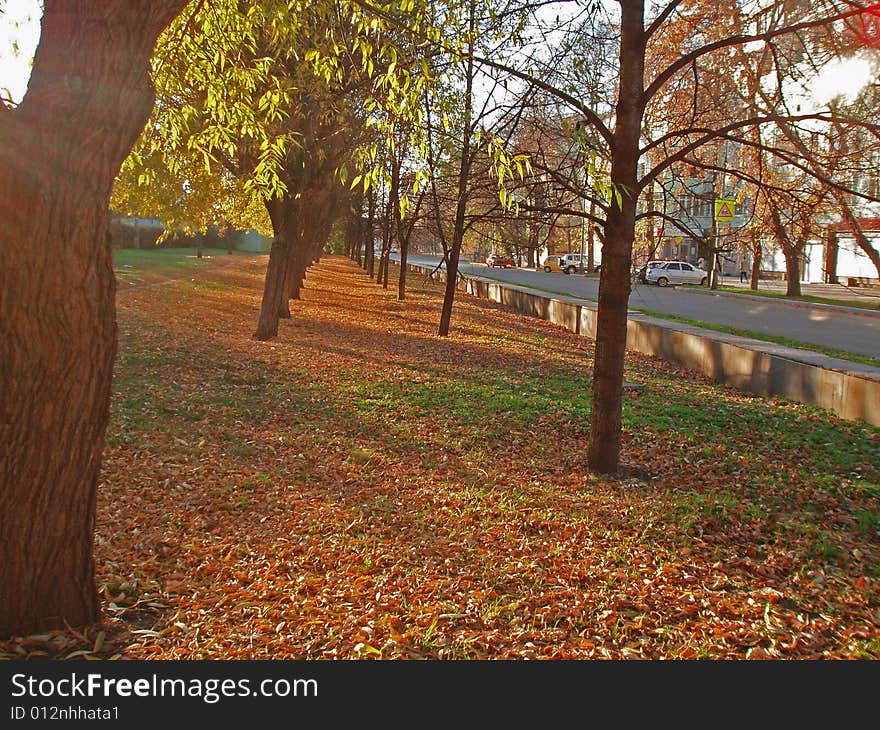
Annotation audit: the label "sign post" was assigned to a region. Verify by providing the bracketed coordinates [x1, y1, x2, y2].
[714, 198, 736, 222]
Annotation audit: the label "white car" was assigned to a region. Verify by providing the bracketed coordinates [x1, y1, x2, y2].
[637, 259, 669, 283]
[559, 253, 591, 274]
[646, 261, 707, 287]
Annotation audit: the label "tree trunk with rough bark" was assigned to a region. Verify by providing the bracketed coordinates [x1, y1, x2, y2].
[587, 0, 644, 475]
[0, 0, 187, 638]
[365, 189, 376, 277]
[750, 234, 762, 290]
[785, 249, 802, 297]
[286, 205, 306, 305]
[766, 199, 804, 298]
[289, 250, 305, 301]
[254, 237, 291, 340]
[255, 198, 293, 340]
[824, 229, 838, 284]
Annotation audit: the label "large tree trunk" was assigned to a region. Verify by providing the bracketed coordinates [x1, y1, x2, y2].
[0, 0, 187, 638]
[286, 204, 306, 305]
[255, 199, 293, 340]
[750, 233, 762, 290]
[824, 229, 838, 284]
[254, 237, 291, 339]
[439, 241, 463, 336]
[292, 195, 320, 301]
[587, 0, 644, 475]
[767, 200, 803, 298]
[784, 249, 802, 297]
[289, 233, 316, 302]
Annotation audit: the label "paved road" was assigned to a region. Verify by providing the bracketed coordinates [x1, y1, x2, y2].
[399, 254, 880, 359]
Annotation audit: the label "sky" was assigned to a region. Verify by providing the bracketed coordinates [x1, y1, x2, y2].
[0, 1, 875, 108]
[0, 0, 41, 104]
[809, 51, 879, 108]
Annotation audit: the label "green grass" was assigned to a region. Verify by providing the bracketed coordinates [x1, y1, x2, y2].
[855, 636, 880, 659]
[342, 370, 593, 449]
[718, 285, 880, 312]
[629, 377, 879, 472]
[855, 508, 880, 533]
[348, 373, 588, 422]
[113, 247, 247, 285]
[108, 332, 325, 447]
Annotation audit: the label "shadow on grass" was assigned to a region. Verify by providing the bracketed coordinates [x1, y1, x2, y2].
[72, 253, 880, 659]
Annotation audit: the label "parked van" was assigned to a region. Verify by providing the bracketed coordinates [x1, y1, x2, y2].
[541, 255, 563, 272]
[559, 253, 590, 274]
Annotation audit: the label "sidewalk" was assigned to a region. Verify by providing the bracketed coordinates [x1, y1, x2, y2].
[717, 275, 880, 303]
[682, 276, 880, 318]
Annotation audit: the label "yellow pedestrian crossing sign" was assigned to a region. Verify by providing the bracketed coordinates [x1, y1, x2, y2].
[714, 198, 736, 221]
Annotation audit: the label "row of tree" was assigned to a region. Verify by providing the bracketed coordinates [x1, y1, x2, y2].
[1, 0, 878, 637]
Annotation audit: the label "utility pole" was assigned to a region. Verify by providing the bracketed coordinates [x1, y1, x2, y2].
[580, 189, 586, 273]
[645, 180, 656, 264]
[710, 141, 730, 290]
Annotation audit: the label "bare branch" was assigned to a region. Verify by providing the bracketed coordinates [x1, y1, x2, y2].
[644, 0, 683, 43]
[643, 3, 872, 105]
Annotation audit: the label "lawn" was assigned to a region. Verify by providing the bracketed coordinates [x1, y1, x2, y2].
[113, 246, 251, 289]
[2, 253, 877, 660]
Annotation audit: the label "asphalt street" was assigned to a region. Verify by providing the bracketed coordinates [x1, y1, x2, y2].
[399, 254, 880, 359]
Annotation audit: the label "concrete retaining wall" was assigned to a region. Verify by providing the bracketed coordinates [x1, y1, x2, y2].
[406, 263, 880, 427]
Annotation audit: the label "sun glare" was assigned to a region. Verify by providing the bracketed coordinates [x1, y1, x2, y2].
[809, 52, 878, 107]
